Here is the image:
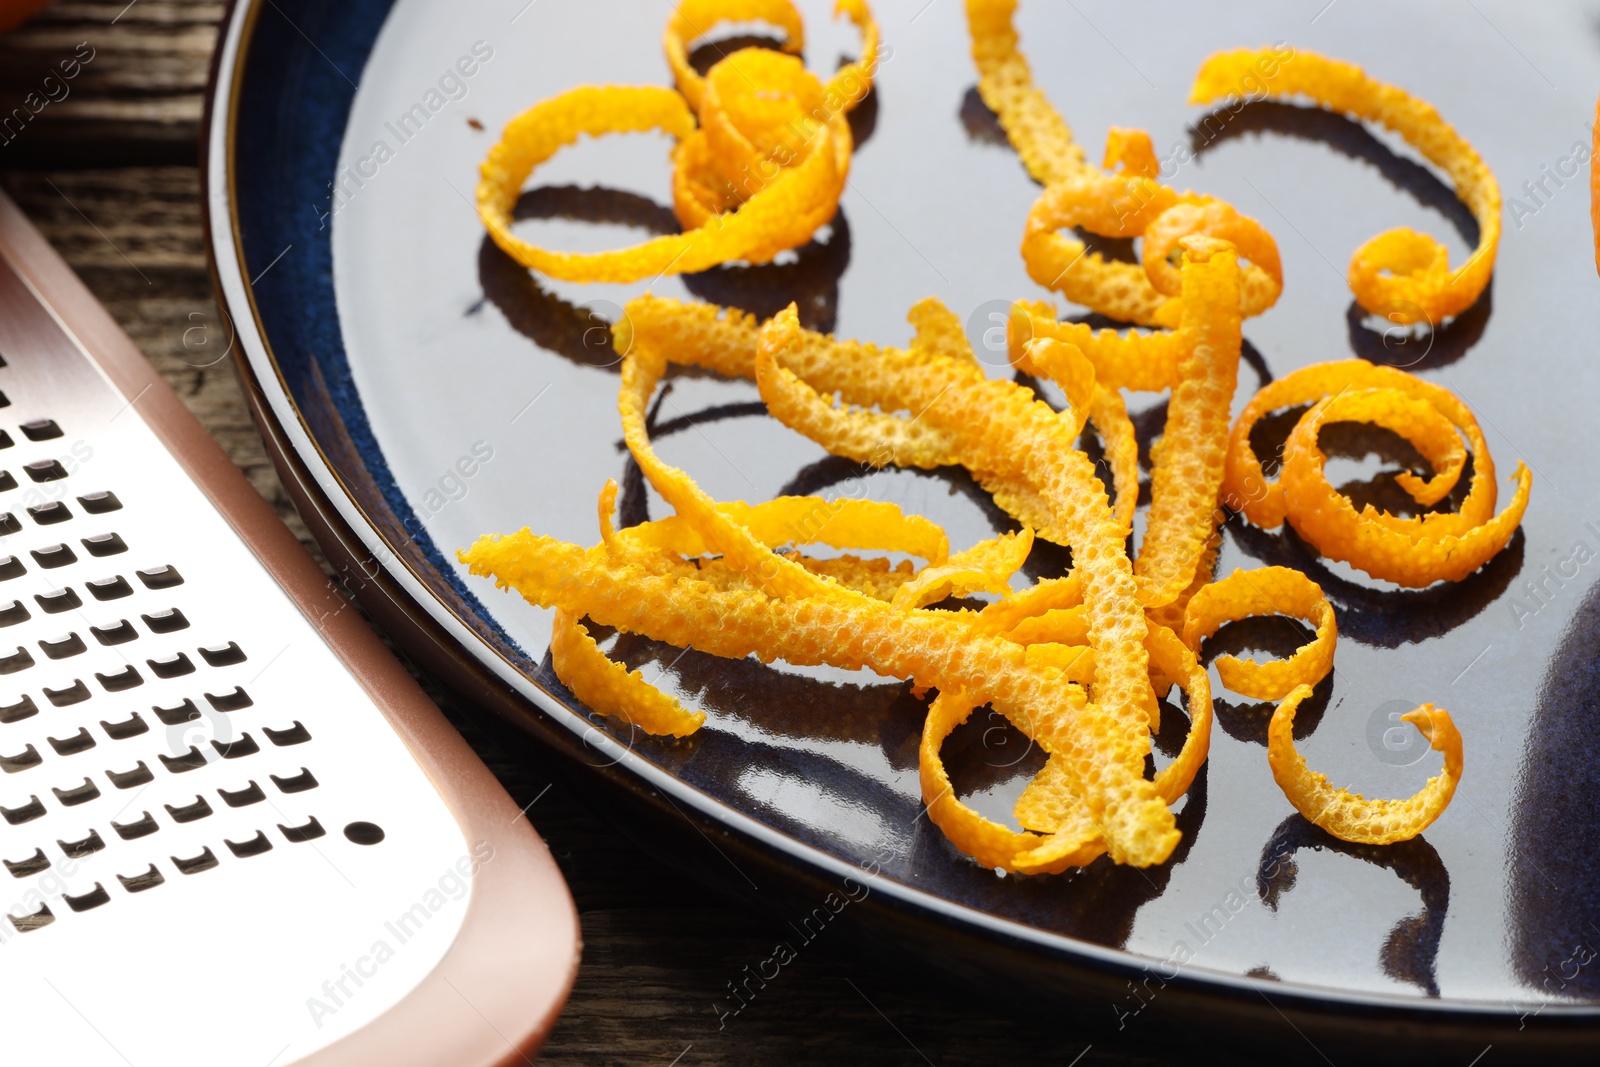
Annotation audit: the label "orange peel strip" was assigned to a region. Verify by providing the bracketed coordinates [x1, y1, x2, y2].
[1593, 89, 1600, 279]
[664, 0, 805, 113]
[963, 0, 1088, 185]
[823, 0, 881, 112]
[920, 689, 1053, 870]
[1182, 567, 1336, 702]
[1281, 387, 1531, 587]
[1136, 239, 1243, 608]
[1016, 143, 1280, 328]
[478, 83, 844, 282]
[1269, 684, 1462, 844]
[1224, 359, 1478, 531]
[977, 574, 1081, 634]
[892, 529, 1035, 610]
[550, 608, 707, 737]
[1010, 299, 1183, 393]
[622, 496, 951, 565]
[1191, 48, 1499, 324]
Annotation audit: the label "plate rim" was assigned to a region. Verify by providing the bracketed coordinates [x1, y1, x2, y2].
[200, 0, 1600, 1040]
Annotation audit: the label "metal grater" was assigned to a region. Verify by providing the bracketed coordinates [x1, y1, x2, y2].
[0, 193, 577, 1066]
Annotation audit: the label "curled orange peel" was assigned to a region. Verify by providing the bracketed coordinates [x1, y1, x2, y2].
[480, 43, 852, 283]
[1281, 386, 1531, 587]
[1223, 359, 1475, 530]
[1269, 685, 1462, 844]
[1191, 48, 1499, 324]
[665, 0, 878, 116]
[1183, 567, 1336, 701]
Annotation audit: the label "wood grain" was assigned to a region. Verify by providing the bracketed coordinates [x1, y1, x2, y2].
[0, 4, 1237, 1063]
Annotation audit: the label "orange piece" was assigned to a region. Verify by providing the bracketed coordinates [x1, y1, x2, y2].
[1269, 685, 1462, 844]
[1191, 48, 1499, 324]
[664, 0, 805, 113]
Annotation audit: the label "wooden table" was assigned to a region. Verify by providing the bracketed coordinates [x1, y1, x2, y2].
[0, 5, 1246, 1064]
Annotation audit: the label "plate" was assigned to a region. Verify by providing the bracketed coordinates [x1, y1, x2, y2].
[205, 0, 1600, 1054]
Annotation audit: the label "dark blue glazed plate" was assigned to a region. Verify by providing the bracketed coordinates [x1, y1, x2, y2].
[205, 0, 1600, 1055]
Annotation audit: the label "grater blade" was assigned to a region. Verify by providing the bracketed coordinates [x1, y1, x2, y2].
[0, 193, 577, 1066]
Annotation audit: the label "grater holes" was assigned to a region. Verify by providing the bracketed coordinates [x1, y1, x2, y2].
[76, 491, 121, 514]
[44, 680, 90, 706]
[111, 812, 157, 840]
[95, 665, 142, 692]
[206, 687, 251, 712]
[52, 778, 99, 806]
[81, 533, 127, 558]
[85, 576, 131, 602]
[9, 902, 54, 931]
[3, 848, 48, 877]
[278, 816, 325, 843]
[0, 695, 36, 723]
[100, 712, 148, 740]
[270, 768, 317, 794]
[46, 728, 94, 756]
[152, 699, 199, 726]
[27, 501, 70, 525]
[226, 831, 273, 859]
[135, 565, 183, 590]
[19, 419, 62, 442]
[0, 512, 18, 535]
[1, 795, 45, 824]
[141, 608, 187, 633]
[159, 747, 207, 774]
[0, 555, 24, 580]
[263, 722, 310, 747]
[63, 884, 110, 913]
[0, 744, 40, 773]
[218, 781, 265, 807]
[0, 430, 11, 449]
[30, 544, 76, 569]
[58, 829, 105, 860]
[39, 632, 86, 660]
[197, 642, 246, 667]
[0, 600, 29, 627]
[23, 459, 66, 482]
[343, 822, 385, 846]
[0, 646, 34, 674]
[164, 796, 212, 823]
[213, 733, 258, 760]
[117, 865, 163, 893]
[171, 847, 217, 875]
[106, 762, 152, 789]
[146, 652, 194, 679]
[35, 587, 81, 613]
[90, 620, 137, 646]
[0, 472, 12, 493]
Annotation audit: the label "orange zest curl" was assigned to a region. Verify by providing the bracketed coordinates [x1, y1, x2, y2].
[1269, 686, 1462, 844]
[1182, 567, 1336, 701]
[1191, 48, 1499, 324]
